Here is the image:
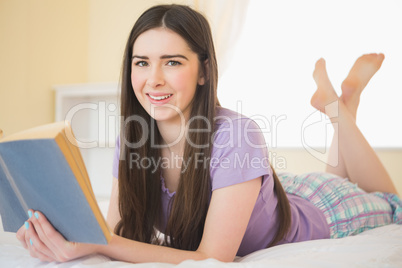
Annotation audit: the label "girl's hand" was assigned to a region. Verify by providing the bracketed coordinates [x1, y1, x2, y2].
[16, 209, 98, 262]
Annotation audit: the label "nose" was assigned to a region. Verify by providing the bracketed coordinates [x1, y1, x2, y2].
[146, 66, 165, 88]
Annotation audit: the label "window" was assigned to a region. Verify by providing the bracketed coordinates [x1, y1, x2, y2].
[218, 0, 402, 148]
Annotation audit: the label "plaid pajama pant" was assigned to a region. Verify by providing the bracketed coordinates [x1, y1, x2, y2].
[278, 172, 402, 238]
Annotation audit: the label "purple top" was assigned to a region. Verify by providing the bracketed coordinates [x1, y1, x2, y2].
[112, 107, 330, 256]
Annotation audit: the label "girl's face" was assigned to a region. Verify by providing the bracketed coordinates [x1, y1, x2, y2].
[131, 27, 205, 123]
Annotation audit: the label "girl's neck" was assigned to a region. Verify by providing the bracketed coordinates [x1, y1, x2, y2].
[156, 116, 187, 155]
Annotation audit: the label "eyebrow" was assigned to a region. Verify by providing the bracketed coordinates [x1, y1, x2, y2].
[132, 54, 189, 60]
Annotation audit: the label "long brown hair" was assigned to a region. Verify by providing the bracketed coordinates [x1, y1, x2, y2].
[116, 4, 291, 251]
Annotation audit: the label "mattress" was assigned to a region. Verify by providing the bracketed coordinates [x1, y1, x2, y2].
[1, 203, 401, 267]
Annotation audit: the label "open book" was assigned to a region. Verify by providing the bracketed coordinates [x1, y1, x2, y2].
[0, 122, 111, 244]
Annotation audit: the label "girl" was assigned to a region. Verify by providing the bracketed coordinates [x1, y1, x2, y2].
[17, 4, 401, 264]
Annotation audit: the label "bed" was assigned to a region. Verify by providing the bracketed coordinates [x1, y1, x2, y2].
[1, 201, 402, 267]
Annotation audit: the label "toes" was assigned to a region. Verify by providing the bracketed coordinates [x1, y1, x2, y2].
[376, 53, 385, 66]
[358, 53, 385, 67]
[313, 58, 333, 88]
[377, 53, 385, 61]
[313, 58, 326, 75]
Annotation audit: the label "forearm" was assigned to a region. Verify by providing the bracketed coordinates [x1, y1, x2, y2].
[96, 234, 210, 264]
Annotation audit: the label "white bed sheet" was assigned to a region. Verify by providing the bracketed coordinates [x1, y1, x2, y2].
[1, 207, 401, 267]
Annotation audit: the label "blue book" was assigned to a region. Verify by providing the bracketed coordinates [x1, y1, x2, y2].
[0, 122, 111, 244]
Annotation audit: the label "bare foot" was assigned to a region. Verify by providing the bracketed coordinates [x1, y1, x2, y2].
[311, 58, 339, 117]
[341, 53, 385, 118]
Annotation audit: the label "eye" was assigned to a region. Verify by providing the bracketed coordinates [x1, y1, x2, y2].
[167, 60, 182, 66]
[134, 61, 148, 67]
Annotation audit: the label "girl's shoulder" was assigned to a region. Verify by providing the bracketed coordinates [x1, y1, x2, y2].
[214, 106, 263, 134]
[210, 107, 271, 192]
[213, 106, 267, 149]
[215, 106, 250, 125]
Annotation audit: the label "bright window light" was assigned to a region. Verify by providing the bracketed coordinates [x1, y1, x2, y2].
[218, 0, 402, 148]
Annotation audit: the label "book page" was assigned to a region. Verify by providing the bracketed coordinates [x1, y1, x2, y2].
[0, 122, 66, 143]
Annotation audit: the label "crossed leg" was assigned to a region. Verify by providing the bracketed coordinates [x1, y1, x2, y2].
[326, 54, 385, 178]
[310, 55, 397, 194]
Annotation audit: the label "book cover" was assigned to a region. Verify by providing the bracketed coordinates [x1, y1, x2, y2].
[0, 122, 111, 244]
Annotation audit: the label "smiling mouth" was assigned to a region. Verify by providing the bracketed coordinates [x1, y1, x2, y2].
[147, 94, 173, 101]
